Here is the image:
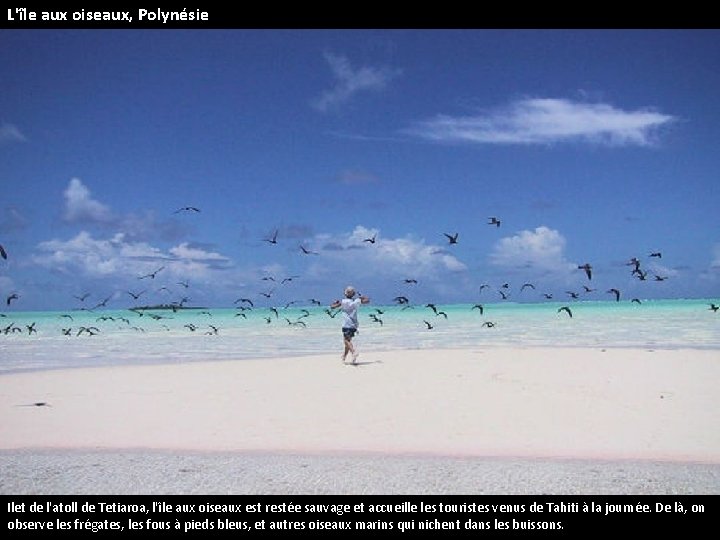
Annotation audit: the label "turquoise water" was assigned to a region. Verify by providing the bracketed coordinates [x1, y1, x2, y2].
[0, 299, 718, 374]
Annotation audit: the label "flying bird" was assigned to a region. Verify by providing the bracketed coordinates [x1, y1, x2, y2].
[578, 263, 593, 280]
[649, 252, 662, 258]
[6, 293, 19, 306]
[363, 234, 377, 244]
[423, 320, 434, 330]
[394, 296, 410, 305]
[488, 217, 501, 227]
[498, 290, 509, 300]
[138, 266, 165, 279]
[472, 304, 484, 314]
[482, 321, 497, 328]
[582, 286, 597, 293]
[299, 244, 319, 255]
[631, 298, 642, 304]
[263, 230, 279, 244]
[0, 244, 7, 260]
[557, 306, 573, 318]
[174, 206, 200, 214]
[403, 279, 418, 284]
[566, 291, 580, 300]
[73, 293, 91, 302]
[444, 232, 459, 245]
[709, 304, 719, 313]
[126, 290, 146, 300]
[521, 283, 535, 291]
[607, 288, 621, 302]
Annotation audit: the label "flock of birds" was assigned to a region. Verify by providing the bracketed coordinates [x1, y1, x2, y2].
[1, 208, 718, 340]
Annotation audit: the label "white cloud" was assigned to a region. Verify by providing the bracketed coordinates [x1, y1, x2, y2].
[490, 226, 576, 276]
[405, 97, 675, 146]
[33, 232, 231, 280]
[0, 122, 27, 144]
[312, 52, 401, 112]
[312, 225, 467, 277]
[62, 178, 114, 224]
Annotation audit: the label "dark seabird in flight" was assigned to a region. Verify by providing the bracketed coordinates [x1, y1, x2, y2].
[174, 206, 200, 214]
[394, 296, 410, 305]
[263, 230, 279, 244]
[126, 290, 146, 300]
[0, 244, 7, 260]
[542, 293, 553, 300]
[423, 320, 434, 330]
[482, 321, 496, 328]
[363, 234, 377, 244]
[6, 293, 19, 306]
[488, 217, 501, 227]
[557, 306, 573, 318]
[521, 283, 535, 291]
[607, 288, 621, 302]
[566, 291, 580, 300]
[631, 298, 642, 304]
[403, 279, 418, 284]
[444, 232, 459, 245]
[649, 252, 662, 258]
[709, 304, 719, 312]
[472, 304, 484, 314]
[578, 263, 592, 280]
[582, 286, 597, 293]
[654, 275, 668, 282]
[73, 292, 91, 302]
[299, 245, 319, 255]
[139, 266, 165, 279]
[498, 290, 509, 300]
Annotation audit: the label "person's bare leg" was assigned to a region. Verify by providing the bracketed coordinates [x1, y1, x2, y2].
[343, 337, 356, 363]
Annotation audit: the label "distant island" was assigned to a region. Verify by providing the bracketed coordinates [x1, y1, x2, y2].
[130, 304, 208, 311]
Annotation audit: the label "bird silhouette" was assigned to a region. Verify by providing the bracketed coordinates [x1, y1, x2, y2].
[488, 217, 501, 227]
[0, 244, 7, 260]
[607, 288, 621, 302]
[472, 304, 484, 314]
[578, 263, 593, 280]
[6, 293, 19, 306]
[521, 283, 535, 291]
[443, 232, 459, 244]
[558, 306, 573, 318]
[649, 252, 662, 258]
[709, 304, 719, 313]
[403, 279, 418, 284]
[126, 290, 146, 300]
[423, 320, 434, 330]
[363, 234, 377, 244]
[498, 290, 509, 300]
[138, 266, 165, 279]
[73, 293, 91, 302]
[174, 206, 200, 214]
[263, 230, 279, 244]
[566, 291, 579, 300]
[299, 245, 319, 255]
[482, 321, 497, 328]
[582, 286, 597, 293]
[394, 296, 410, 305]
[631, 298, 642, 304]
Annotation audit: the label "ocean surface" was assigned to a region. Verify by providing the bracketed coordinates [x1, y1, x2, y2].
[0, 299, 718, 374]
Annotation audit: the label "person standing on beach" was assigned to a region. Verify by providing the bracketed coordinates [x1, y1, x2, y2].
[330, 286, 370, 364]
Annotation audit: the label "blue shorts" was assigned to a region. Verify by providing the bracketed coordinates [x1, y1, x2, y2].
[342, 327, 357, 339]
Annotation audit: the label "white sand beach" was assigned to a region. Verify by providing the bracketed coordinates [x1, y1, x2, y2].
[1, 347, 719, 494]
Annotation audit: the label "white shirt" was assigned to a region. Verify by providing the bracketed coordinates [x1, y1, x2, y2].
[340, 298, 361, 329]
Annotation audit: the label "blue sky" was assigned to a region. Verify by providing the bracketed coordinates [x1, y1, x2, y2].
[1, 29, 719, 311]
